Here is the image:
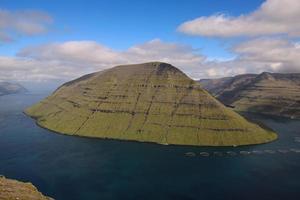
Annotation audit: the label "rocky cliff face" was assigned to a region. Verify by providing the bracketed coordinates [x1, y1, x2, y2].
[25, 62, 276, 146]
[199, 72, 300, 119]
[0, 82, 27, 96]
[0, 176, 53, 200]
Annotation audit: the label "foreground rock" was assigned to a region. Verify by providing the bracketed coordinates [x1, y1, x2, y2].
[26, 62, 276, 146]
[199, 72, 300, 119]
[0, 82, 27, 96]
[0, 176, 53, 200]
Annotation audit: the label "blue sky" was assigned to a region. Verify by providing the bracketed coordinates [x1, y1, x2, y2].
[1, 0, 300, 84]
[1, 0, 264, 58]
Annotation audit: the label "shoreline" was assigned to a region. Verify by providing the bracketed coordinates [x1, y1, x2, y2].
[23, 110, 278, 148]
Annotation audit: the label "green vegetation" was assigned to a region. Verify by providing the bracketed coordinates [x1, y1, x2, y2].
[26, 62, 277, 146]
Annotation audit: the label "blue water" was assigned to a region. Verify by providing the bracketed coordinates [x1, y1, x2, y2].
[1, 93, 300, 200]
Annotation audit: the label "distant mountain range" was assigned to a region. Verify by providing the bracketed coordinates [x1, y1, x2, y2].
[199, 72, 300, 119]
[0, 82, 27, 96]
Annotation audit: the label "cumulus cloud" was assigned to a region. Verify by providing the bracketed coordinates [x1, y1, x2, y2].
[2, 38, 300, 82]
[233, 38, 300, 72]
[1, 39, 205, 81]
[198, 38, 300, 77]
[175, 0, 300, 77]
[178, 0, 300, 37]
[18, 39, 205, 68]
[0, 56, 81, 82]
[0, 9, 52, 42]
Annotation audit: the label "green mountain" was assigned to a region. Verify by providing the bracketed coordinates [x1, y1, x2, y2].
[0, 82, 27, 96]
[199, 72, 300, 119]
[25, 62, 276, 146]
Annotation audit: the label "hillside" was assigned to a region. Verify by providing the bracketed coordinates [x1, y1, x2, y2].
[25, 62, 276, 146]
[199, 72, 300, 119]
[0, 176, 53, 200]
[0, 82, 27, 96]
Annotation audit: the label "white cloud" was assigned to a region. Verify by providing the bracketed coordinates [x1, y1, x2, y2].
[0, 56, 81, 82]
[233, 38, 300, 72]
[0, 9, 52, 42]
[176, 0, 300, 78]
[1, 39, 205, 81]
[197, 38, 300, 78]
[178, 0, 300, 37]
[124, 39, 205, 75]
[1, 1, 300, 84]
[18, 39, 205, 68]
[18, 41, 122, 66]
[2, 38, 300, 82]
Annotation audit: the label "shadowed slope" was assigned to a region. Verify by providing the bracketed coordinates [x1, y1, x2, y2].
[200, 72, 300, 119]
[26, 62, 276, 146]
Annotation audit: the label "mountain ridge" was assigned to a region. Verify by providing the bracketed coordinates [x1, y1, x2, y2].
[199, 72, 300, 119]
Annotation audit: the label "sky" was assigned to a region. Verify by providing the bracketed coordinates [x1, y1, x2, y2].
[1, 0, 300, 87]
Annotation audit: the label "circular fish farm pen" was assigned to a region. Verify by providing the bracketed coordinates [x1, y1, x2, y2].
[226, 151, 237, 156]
[240, 151, 251, 155]
[185, 148, 300, 158]
[184, 152, 196, 157]
[294, 137, 300, 142]
[278, 149, 289, 153]
[264, 150, 276, 154]
[199, 152, 210, 157]
[183, 128, 300, 158]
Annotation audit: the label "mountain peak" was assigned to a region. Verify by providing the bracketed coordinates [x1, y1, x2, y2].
[257, 72, 275, 81]
[115, 62, 183, 75]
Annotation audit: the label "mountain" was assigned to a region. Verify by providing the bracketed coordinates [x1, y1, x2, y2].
[0, 176, 53, 200]
[0, 82, 27, 96]
[25, 62, 276, 146]
[199, 72, 300, 119]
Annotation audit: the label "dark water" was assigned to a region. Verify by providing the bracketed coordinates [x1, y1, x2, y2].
[1, 93, 300, 200]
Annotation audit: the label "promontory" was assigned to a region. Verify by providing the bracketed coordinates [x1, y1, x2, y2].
[0, 176, 53, 200]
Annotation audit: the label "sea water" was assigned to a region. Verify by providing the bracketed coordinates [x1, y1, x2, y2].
[0, 93, 300, 200]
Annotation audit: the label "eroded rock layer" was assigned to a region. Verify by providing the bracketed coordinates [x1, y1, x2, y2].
[26, 62, 276, 146]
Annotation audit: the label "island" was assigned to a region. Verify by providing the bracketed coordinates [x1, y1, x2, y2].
[25, 62, 277, 146]
[0, 82, 27, 96]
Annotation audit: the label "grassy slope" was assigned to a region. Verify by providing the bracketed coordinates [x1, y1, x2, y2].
[26, 62, 277, 146]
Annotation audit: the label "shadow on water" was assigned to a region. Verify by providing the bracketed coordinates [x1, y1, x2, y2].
[1, 94, 300, 200]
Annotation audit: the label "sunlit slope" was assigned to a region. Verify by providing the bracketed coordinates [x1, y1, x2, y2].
[25, 62, 277, 146]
